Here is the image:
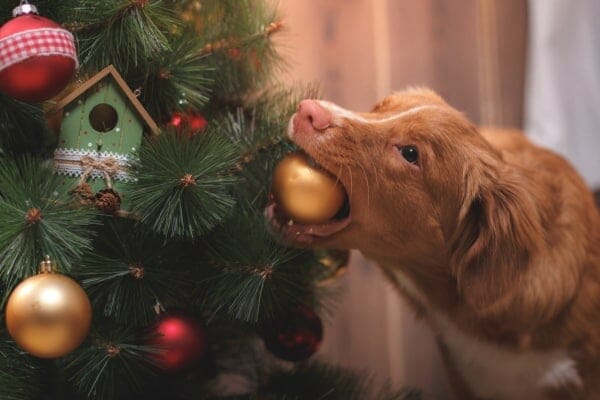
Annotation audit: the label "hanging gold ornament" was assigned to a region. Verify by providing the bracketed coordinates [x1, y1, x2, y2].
[271, 152, 346, 224]
[5, 256, 92, 358]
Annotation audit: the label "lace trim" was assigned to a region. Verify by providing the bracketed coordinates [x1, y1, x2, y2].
[54, 148, 137, 183]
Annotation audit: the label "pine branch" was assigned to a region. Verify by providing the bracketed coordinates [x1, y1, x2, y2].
[0, 94, 49, 156]
[134, 31, 214, 120]
[0, 156, 99, 295]
[228, 85, 319, 157]
[199, 20, 284, 57]
[0, 334, 43, 400]
[200, 207, 323, 323]
[67, 0, 178, 75]
[129, 130, 239, 239]
[61, 322, 159, 400]
[75, 219, 198, 327]
[213, 85, 318, 209]
[198, 0, 285, 98]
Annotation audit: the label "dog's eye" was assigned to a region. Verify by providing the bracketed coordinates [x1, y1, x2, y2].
[398, 145, 419, 164]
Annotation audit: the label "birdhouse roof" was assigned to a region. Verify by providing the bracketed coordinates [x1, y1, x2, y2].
[50, 65, 159, 135]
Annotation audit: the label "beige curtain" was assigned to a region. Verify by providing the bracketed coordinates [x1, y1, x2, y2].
[277, 1, 526, 397]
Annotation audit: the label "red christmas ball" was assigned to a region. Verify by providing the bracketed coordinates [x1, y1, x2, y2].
[148, 314, 207, 373]
[0, 5, 77, 103]
[167, 111, 208, 136]
[261, 306, 323, 362]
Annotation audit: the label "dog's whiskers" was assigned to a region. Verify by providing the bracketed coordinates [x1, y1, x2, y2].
[368, 156, 380, 189]
[345, 164, 354, 197]
[357, 162, 371, 207]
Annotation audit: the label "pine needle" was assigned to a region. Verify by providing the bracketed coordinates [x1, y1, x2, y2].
[0, 156, 98, 296]
[61, 323, 159, 399]
[75, 219, 197, 326]
[129, 130, 239, 239]
[200, 208, 322, 323]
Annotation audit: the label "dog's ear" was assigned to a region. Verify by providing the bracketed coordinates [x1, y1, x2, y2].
[449, 169, 542, 316]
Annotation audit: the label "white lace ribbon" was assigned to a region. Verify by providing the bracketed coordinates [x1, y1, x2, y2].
[54, 148, 136, 183]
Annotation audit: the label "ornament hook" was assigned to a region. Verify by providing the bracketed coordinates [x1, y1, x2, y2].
[13, 0, 38, 17]
[39, 255, 54, 274]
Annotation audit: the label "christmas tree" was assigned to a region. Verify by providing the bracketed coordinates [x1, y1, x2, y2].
[0, 1, 422, 399]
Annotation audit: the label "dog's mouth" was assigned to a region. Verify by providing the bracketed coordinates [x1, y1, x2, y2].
[266, 155, 352, 245]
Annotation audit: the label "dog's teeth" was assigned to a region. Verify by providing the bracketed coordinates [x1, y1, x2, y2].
[288, 220, 294, 226]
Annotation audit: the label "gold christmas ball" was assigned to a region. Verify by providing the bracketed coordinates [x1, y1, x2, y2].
[6, 259, 92, 358]
[271, 152, 346, 224]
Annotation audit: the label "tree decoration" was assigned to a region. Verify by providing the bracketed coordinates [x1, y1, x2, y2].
[260, 306, 323, 362]
[47, 65, 159, 212]
[5, 256, 92, 358]
[167, 110, 208, 136]
[271, 151, 346, 224]
[0, 1, 78, 103]
[147, 312, 207, 373]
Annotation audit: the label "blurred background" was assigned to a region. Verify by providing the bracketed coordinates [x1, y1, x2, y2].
[276, 0, 599, 398]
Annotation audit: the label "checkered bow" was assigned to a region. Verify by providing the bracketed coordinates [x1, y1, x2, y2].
[0, 27, 78, 71]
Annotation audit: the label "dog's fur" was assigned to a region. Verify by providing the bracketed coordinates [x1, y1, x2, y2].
[272, 88, 600, 399]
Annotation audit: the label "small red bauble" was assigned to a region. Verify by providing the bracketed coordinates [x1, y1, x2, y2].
[148, 314, 207, 373]
[167, 111, 208, 136]
[261, 306, 323, 362]
[0, 3, 77, 103]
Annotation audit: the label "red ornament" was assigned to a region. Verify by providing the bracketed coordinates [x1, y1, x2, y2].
[0, 3, 77, 103]
[148, 314, 207, 373]
[167, 111, 208, 136]
[261, 306, 323, 362]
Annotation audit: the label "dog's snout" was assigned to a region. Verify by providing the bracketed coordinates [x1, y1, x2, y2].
[294, 100, 332, 133]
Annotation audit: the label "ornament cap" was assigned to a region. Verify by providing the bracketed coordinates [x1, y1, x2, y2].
[12, 1, 39, 17]
[39, 255, 55, 274]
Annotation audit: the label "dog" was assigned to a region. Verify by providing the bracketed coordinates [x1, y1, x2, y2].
[267, 88, 600, 400]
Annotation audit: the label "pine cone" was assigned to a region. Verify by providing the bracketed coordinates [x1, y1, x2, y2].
[95, 188, 122, 215]
[70, 183, 95, 206]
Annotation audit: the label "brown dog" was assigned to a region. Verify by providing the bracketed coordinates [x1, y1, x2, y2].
[268, 88, 600, 400]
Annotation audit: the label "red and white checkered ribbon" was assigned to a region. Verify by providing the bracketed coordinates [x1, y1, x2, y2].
[0, 27, 78, 71]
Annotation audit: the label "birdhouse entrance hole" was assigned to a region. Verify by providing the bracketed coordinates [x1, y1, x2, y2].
[89, 104, 119, 132]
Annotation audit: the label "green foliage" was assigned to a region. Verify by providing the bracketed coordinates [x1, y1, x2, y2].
[70, 0, 178, 76]
[75, 219, 197, 327]
[0, 334, 43, 400]
[199, 0, 284, 98]
[61, 323, 158, 400]
[0, 156, 98, 294]
[0, 94, 49, 155]
[129, 130, 239, 239]
[136, 32, 213, 120]
[201, 208, 323, 323]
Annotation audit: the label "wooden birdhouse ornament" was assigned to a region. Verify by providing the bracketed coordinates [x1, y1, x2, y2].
[49, 65, 159, 213]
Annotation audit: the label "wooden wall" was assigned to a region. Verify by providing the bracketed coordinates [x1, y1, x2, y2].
[277, 0, 527, 397]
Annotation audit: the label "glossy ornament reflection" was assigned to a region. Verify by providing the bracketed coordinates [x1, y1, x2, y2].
[5, 257, 92, 358]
